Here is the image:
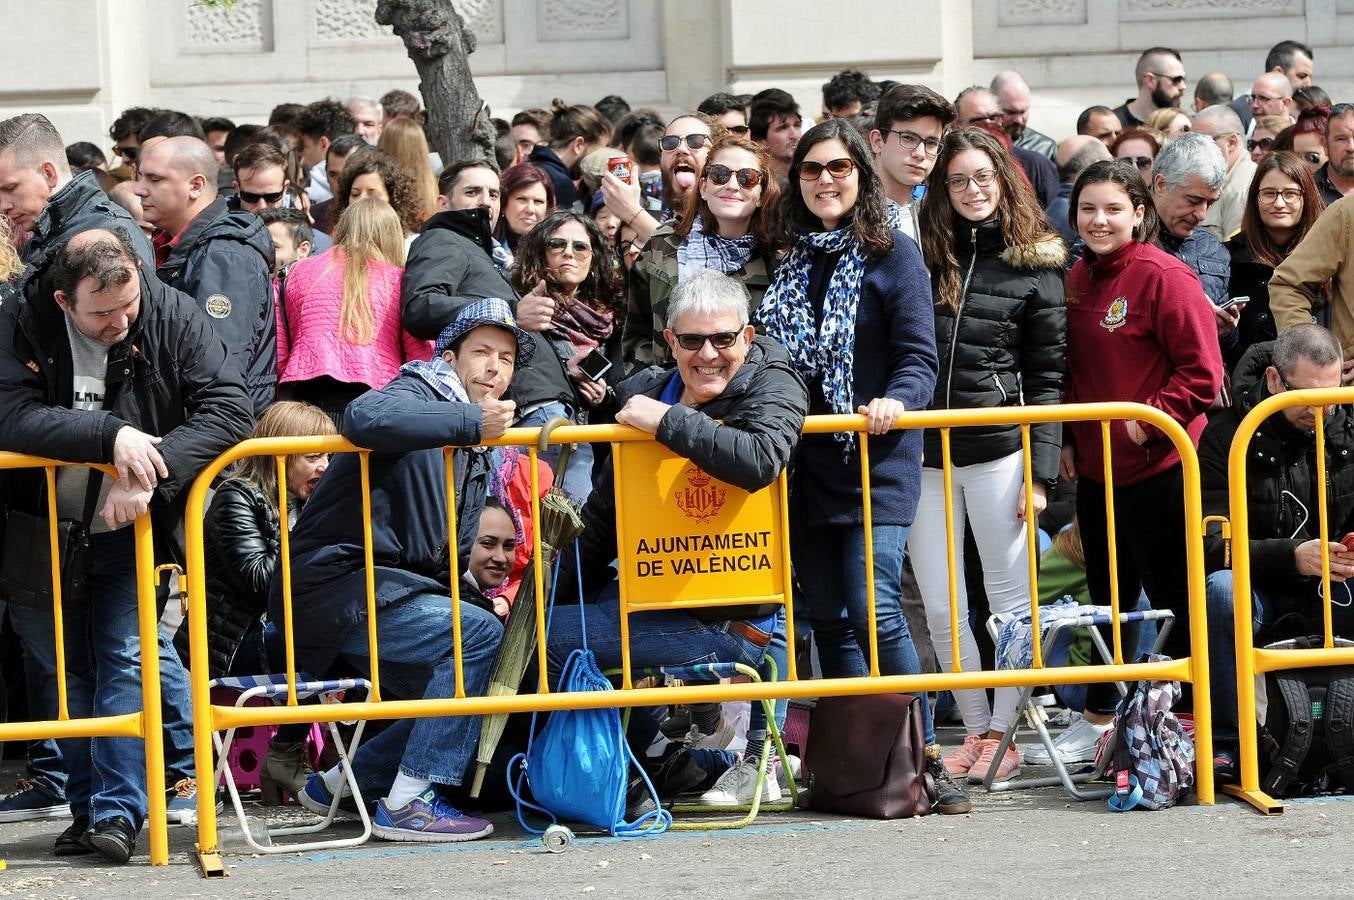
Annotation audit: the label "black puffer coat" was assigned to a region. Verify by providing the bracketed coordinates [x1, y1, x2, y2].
[194, 477, 283, 677]
[923, 222, 1067, 482]
[1200, 343, 1354, 632]
[1225, 233, 1286, 371]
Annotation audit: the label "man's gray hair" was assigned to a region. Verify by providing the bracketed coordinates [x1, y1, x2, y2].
[1274, 323, 1343, 375]
[665, 269, 752, 331]
[1193, 104, 1244, 137]
[1150, 132, 1226, 191]
[0, 113, 69, 176]
[347, 96, 381, 115]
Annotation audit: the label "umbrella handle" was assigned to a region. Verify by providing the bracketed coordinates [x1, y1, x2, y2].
[537, 415, 574, 479]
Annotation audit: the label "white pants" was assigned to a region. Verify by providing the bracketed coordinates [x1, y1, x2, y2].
[909, 450, 1032, 736]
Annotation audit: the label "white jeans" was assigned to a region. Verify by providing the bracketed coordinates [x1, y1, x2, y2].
[909, 450, 1032, 736]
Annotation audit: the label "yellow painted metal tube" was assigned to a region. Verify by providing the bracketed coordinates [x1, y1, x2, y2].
[0, 712, 144, 741]
[940, 427, 960, 674]
[529, 446, 550, 694]
[1226, 386, 1354, 801]
[276, 455, 297, 708]
[44, 466, 70, 721]
[358, 452, 381, 702]
[778, 470, 798, 681]
[1315, 407, 1334, 648]
[444, 448, 466, 698]
[859, 428, 879, 678]
[1101, 421, 1124, 666]
[1020, 424, 1043, 669]
[134, 512, 169, 866]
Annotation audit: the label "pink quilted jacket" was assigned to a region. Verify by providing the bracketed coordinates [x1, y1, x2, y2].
[277, 249, 433, 388]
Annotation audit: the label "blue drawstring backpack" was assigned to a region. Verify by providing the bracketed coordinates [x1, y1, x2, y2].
[508, 544, 671, 837]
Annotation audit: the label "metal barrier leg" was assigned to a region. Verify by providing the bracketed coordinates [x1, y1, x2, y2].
[134, 517, 170, 866]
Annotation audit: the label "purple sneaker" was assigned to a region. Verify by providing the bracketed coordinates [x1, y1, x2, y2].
[372, 787, 494, 843]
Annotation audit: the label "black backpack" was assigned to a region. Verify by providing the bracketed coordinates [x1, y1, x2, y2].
[1259, 636, 1354, 798]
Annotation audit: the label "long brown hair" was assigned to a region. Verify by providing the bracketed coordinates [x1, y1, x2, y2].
[1241, 150, 1325, 268]
[673, 133, 780, 251]
[510, 209, 623, 314]
[920, 127, 1057, 309]
[775, 118, 893, 258]
[378, 116, 438, 219]
[232, 401, 337, 512]
[331, 197, 406, 344]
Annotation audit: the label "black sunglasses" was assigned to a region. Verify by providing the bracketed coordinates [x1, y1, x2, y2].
[545, 237, 592, 255]
[1118, 155, 1153, 172]
[727, 125, 751, 136]
[1247, 137, 1275, 153]
[1152, 72, 1187, 87]
[797, 157, 855, 180]
[674, 331, 740, 351]
[705, 164, 763, 190]
[659, 133, 711, 152]
[238, 189, 286, 204]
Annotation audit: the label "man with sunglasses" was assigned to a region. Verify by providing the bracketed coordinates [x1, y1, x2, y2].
[137, 136, 276, 416]
[868, 83, 954, 250]
[1199, 324, 1354, 781]
[1114, 46, 1186, 129]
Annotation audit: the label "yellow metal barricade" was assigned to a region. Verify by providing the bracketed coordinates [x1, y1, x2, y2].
[1224, 386, 1354, 815]
[0, 453, 167, 865]
[184, 401, 1215, 874]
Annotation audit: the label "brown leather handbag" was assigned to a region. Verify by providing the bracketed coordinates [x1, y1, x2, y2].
[805, 693, 933, 818]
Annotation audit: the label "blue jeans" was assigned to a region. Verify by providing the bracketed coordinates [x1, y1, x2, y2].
[793, 523, 936, 746]
[335, 591, 503, 800]
[516, 402, 595, 504]
[20, 530, 160, 830]
[1206, 570, 1267, 742]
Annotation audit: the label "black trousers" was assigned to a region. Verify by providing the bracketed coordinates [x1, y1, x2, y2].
[1076, 463, 1191, 714]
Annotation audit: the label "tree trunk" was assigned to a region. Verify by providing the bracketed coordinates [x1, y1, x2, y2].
[375, 0, 495, 167]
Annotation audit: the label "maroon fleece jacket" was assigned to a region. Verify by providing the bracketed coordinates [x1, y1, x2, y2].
[1063, 240, 1222, 486]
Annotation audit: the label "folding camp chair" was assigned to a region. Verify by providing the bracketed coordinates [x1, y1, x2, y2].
[210, 673, 373, 853]
[975, 606, 1175, 799]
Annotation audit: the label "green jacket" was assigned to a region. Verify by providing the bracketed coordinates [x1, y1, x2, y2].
[620, 221, 775, 373]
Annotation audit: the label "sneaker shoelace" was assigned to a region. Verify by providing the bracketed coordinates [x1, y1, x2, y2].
[6, 778, 36, 798]
[171, 778, 197, 799]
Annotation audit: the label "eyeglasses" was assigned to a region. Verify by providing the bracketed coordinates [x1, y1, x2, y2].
[545, 237, 592, 256]
[1151, 73, 1187, 87]
[886, 129, 942, 157]
[1251, 94, 1285, 105]
[797, 157, 855, 180]
[1258, 187, 1304, 205]
[673, 331, 741, 351]
[1277, 370, 1297, 392]
[659, 133, 712, 152]
[1247, 137, 1275, 153]
[114, 144, 138, 161]
[705, 163, 763, 190]
[1118, 155, 1153, 172]
[619, 239, 641, 255]
[238, 189, 286, 205]
[965, 112, 1003, 125]
[945, 169, 997, 193]
[727, 125, 751, 136]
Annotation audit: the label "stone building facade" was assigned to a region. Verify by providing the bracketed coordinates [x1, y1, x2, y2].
[1, 0, 1350, 150]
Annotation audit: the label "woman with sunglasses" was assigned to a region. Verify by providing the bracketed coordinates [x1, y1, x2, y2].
[1225, 151, 1326, 365]
[1145, 107, 1192, 142]
[1110, 128, 1161, 180]
[510, 209, 624, 500]
[912, 128, 1067, 784]
[622, 132, 779, 371]
[1271, 104, 1331, 174]
[756, 120, 970, 814]
[1031, 160, 1222, 768]
[1248, 115, 1294, 165]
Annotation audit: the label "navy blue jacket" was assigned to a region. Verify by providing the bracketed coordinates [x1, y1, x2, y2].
[1158, 227, 1230, 306]
[782, 231, 939, 528]
[272, 373, 492, 675]
[157, 198, 276, 416]
[528, 145, 579, 211]
[11, 170, 154, 308]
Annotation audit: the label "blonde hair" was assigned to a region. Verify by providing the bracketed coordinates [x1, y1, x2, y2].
[233, 401, 337, 509]
[0, 217, 21, 283]
[1144, 107, 1190, 137]
[1050, 520, 1085, 571]
[332, 197, 405, 345]
[378, 117, 438, 220]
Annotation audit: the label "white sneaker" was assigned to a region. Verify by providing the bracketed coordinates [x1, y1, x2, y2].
[1023, 716, 1110, 765]
[699, 758, 782, 806]
[776, 754, 802, 789]
[683, 714, 735, 751]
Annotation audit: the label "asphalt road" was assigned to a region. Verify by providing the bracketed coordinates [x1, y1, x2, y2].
[2, 755, 1350, 899]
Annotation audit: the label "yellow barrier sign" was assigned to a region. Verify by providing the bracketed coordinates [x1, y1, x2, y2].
[614, 440, 786, 608]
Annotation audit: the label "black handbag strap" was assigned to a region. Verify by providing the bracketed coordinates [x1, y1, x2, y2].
[1262, 670, 1314, 795]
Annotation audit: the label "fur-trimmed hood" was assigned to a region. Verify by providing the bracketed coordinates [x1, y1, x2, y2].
[1000, 234, 1069, 271]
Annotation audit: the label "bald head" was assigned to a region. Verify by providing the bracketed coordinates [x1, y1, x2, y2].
[1250, 72, 1294, 120]
[1055, 135, 1111, 182]
[133, 136, 219, 235]
[1194, 72, 1233, 112]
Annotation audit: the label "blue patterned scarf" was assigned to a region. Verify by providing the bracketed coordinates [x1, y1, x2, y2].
[401, 356, 470, 404]
[756, 226, 866, 449]
[676, 214, 759, 280]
